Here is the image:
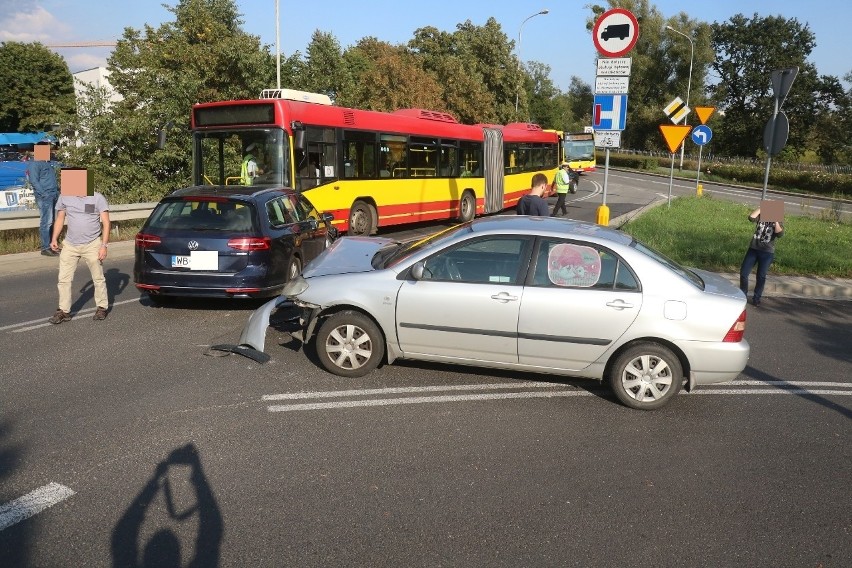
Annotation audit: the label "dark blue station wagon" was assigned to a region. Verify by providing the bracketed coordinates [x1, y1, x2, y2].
[134, 186, 335, 302]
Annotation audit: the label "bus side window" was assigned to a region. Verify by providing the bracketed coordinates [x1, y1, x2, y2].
[381, 134, 407, 178]
[342, 131, 377, 179]
[439, 144, 457, 177]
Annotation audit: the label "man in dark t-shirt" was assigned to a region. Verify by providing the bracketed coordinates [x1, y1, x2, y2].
[516, 172, 550, 216]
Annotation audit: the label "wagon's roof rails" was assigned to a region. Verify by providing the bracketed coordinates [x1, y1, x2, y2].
[260, 88, 332, 105]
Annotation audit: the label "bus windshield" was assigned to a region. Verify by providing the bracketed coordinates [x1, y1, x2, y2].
[194, 128, 289, 187]
[564, 139, 595, 161]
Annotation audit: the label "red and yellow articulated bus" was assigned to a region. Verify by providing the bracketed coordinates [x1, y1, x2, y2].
[190, 89, 560, 235]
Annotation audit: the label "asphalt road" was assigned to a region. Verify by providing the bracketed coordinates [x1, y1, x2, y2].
[1, 172, 850, 566]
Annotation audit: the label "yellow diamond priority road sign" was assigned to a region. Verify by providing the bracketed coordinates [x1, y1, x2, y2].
[663, 97, 690, 124]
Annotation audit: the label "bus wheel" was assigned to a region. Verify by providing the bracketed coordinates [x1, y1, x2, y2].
[348, 201, 375, 236]
[458, 191, 476, 222]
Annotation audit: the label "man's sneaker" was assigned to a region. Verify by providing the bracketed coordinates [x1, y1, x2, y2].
[41, 249, 59, 257]
[48, 309, 72, 324]
[93, 307, 108, 321]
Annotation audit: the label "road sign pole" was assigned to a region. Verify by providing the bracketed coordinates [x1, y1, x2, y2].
[668, 154, 675, 208]
[762, 96, 779, 200]
[696, 145, 703, 191]
[596, 148, 611, 226]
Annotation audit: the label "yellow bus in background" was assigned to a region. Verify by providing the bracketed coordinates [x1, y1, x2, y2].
[563, 131, 597, 173]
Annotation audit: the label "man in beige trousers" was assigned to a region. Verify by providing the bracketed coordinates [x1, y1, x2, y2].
[48, 187, 111, 323]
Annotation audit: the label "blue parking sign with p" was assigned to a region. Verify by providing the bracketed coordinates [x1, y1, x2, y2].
[593, 94, 628, 131]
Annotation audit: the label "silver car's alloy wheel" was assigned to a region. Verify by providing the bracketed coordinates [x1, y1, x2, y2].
[610, 343, 683, 410]
[316, 311, 384, 378]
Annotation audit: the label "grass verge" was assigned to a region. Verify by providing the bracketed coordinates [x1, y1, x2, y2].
[620, 195, 852, 278]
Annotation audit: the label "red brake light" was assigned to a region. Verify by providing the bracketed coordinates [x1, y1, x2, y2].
[135, 233, 161, 247]
[723, 309, 747, 342]
[227, 237, 271, 251]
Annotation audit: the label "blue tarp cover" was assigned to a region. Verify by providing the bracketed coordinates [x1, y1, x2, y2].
[0, 132, 55, 146]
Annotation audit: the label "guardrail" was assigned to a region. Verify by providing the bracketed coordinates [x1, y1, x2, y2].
[0, 202, 158, 231]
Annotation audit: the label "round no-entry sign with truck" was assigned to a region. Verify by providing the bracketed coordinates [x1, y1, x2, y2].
[593, 8, 640, 57]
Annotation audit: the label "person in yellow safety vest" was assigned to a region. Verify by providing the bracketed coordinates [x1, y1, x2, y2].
[551, 161, 572, 217]
[241, 142, 260, 185]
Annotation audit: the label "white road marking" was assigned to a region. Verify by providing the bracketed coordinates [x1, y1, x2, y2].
[265, 380, 852, 412]
[262, 381, 569, 401]
[0, 482, 75, 532]
[268, 390, 594, 412]
[2, 297, 141, 333]
[693, 389, 852, 396]
[571, 180, 603, 203]
[727, 380, 850, 388]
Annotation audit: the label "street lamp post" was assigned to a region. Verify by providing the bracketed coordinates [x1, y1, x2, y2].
[665, 25, 694, 170]
[515, 9, 549, 115]
[275, 0, 281, 89]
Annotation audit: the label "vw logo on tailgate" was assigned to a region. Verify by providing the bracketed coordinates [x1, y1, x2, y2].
[187, 240, 200, 250]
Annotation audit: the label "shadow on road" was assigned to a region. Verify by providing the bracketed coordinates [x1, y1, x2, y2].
[111, 443, 223, 567]
[742, 364, 851, 420]
[70, 268, 132, 315]
[0, 418, 28, 566]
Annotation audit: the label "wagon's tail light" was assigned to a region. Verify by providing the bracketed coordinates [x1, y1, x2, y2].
[135, 233, 161, 247]
[228, 237, 271, 251]
[723, 310, 747, 342]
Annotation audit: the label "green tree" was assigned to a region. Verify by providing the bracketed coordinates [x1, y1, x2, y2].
[409, 26, 497, 124]
[566, 76, 594, 131]
[0, 42, 76, 132]
[300, 31, 345, 101]
[339, 38, 445, 113]
[62, 0, 274, 202]
[710, 13, 820, 159]
[453, 18, 519, 124]
[523, 61, 564, 128]
[833, 72, 852, 165]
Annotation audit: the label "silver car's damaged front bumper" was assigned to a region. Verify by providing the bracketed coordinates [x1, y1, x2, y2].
[210, 295, 322, 363]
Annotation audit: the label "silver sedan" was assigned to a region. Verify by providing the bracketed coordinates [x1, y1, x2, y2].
[237, 216, 750, 410]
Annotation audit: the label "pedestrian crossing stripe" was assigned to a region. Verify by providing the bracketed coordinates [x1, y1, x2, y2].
[664, 97, 690, 124]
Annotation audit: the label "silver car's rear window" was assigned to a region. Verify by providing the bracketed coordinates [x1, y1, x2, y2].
[630, 239, 704, 289]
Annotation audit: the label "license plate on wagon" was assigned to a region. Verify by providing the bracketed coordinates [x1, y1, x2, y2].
[171, 251, 218, 270]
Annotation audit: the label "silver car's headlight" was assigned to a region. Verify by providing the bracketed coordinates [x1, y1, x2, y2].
[281, 275, 308, 297]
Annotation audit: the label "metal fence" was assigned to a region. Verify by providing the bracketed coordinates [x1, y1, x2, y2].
[614, 149, 852, 175]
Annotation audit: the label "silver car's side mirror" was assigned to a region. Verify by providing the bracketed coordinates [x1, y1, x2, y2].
[411, 262, 425, 280]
